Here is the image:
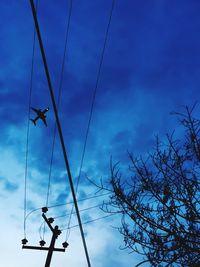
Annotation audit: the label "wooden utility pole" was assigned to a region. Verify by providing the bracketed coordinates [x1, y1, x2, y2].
[22, 212, 68, 267]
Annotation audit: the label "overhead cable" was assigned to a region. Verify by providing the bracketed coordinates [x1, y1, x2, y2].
[55, 203, 105, 219]
[67, 0, 116, 236]
[24, 0, 38, 239]
[43, 0, 73, 241]
[24, 192, 111, 223]
[45, 0, 73, 208]
[62, 214, 116, 231]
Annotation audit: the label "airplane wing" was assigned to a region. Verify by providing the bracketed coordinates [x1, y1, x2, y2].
[42, 117, 47, 127]
[31, 107, 39, 114]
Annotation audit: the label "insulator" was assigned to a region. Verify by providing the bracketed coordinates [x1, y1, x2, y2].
[62, 241, 69, 248]
[22, 238, 28, 245]
[48, 217, 54, 223]
[39, 240, 46, 247]
[55, 228, 61, 236]
[42, 207, 48, 213]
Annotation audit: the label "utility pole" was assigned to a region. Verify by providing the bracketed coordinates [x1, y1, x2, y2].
[22, 210, 68, 267]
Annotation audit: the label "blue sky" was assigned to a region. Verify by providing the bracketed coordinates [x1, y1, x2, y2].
[0, 1, 200, 266]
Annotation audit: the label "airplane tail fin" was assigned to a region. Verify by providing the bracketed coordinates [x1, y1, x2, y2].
[30, 119, 36, 126]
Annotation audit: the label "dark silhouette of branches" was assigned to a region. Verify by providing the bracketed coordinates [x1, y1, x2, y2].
[101, 106, 200, 266]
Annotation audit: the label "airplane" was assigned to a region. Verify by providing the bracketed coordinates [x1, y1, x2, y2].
[30, 107, 49, 126]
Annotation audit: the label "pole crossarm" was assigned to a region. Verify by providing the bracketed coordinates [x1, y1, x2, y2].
[22, 245, 65, 252]
[29, 1, 91, 266]
[22, 212, 67, 267]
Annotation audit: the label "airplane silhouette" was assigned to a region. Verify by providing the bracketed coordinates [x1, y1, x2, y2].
[30, 107, 49, 126]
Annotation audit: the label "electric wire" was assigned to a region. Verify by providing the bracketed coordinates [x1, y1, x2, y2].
[48, 191, 110, 208]
[43, 0, 73, 240]
[25, 207, 41, 221]
[55, 203, 105, 219]
[38, 202, 106, 239]
[39, 221, 45, 240]
[62, 214, 116, 231]
[66, 0, 116, 240]
[26, 192, 111, 243]
[24, 0, 38, 239]
[25, 192, 111, 223]
[38, 213, 116, 240]
[45, 0, 73, 208]
[29, 1, 91, 265]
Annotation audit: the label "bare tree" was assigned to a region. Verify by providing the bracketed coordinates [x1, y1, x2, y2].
[102, 106, 200, 266]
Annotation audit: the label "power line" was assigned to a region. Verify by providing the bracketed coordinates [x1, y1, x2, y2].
[25, 192, 111, 222]
[25, 207, 41, 221]
[24, 0, 38, 239]
[76, 0, 115, 202]
[48, 192, 110, 208]
[55, 203, 105, 219]
[25, 192, 111, 242]
[38, 214, 116, 239]
[45, 0, 73, 208]
[62, 214, 116, 231]
[67, 0, 116, 236]
[38, 203, 107, 239]
[43, 0, 73, 241]
[29, 1, 91, 266]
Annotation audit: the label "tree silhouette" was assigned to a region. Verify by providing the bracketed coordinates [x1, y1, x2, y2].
[102, 106, 200, 266]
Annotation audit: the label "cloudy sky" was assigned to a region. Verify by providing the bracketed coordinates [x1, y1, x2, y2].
[0, 0, 200, 266]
